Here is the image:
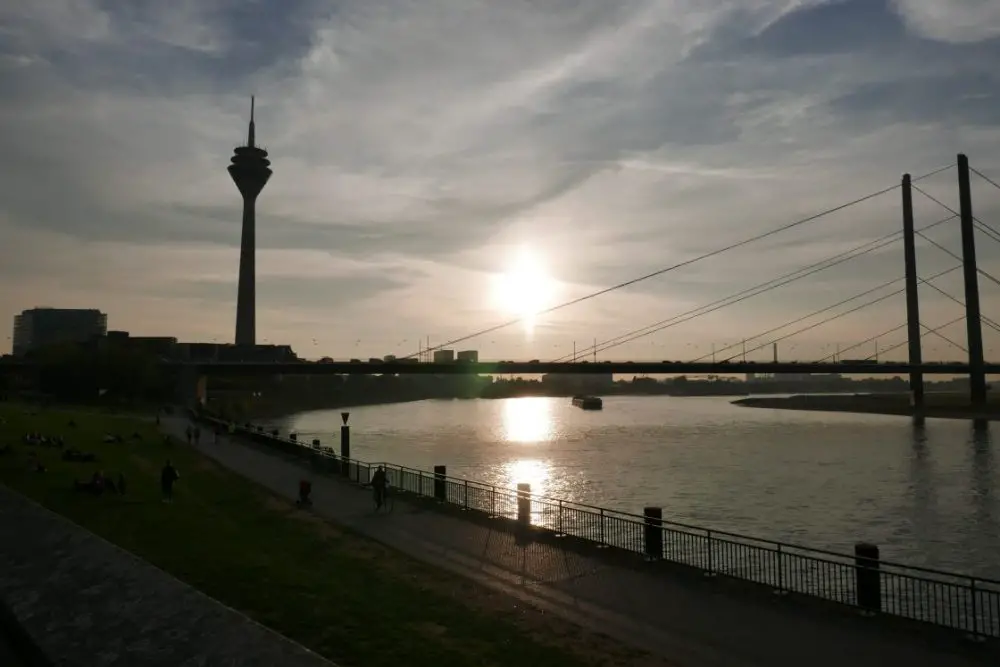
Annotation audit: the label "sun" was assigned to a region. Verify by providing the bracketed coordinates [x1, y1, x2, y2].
[491, 248, 557, 325]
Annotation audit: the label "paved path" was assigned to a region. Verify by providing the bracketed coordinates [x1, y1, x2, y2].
[167, 417, 996, 667]
[0, 484, 336, 667]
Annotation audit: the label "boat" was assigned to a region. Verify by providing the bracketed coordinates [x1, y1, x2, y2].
[571, 395, 603, 410]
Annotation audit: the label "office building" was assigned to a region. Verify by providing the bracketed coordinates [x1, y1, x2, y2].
[12, 308, 107, 356]
[433, 349, 455, 363]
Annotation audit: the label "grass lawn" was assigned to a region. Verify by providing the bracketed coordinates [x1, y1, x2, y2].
[0, 404, 658, 667]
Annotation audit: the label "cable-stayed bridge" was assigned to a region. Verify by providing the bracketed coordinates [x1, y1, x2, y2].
[5, 155, 1000, 412]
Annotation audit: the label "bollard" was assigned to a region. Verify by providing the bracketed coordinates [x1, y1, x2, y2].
[643, 507, 663, 560]
[517, 483, 531, 526]
[339, 412, 351, 475]
[433, 465, 447, 502]
[854, 543, 882, 614]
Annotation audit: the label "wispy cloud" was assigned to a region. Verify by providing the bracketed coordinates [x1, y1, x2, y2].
[2, 0, 1000, 361]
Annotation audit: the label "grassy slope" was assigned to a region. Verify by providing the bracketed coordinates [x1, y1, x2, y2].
[0, 404, 655, 667]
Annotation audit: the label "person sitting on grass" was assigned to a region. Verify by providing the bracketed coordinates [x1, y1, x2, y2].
[160, 460, 179, 502]
[74, 470, 106, 495]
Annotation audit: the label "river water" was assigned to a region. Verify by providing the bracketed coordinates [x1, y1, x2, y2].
[269, 396, 1000, 579]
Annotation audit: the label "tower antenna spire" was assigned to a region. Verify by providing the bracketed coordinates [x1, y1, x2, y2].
[248, 96, 256, 148]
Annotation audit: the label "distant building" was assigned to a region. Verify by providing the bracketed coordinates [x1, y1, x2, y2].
[433, 349, 455, 363]
[456, 350, 479, 363]
[104, 331, 179, 357]
[12, 307, 107, 357]
[174, 342, 298, 363]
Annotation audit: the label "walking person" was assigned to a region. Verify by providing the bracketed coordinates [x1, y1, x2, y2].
[160, 460, 179, 503]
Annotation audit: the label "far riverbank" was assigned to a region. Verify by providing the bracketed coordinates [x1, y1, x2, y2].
[733, 392, 1000, 421]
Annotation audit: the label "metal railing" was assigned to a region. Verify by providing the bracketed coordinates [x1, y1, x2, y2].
[209, 418, 1000, 640]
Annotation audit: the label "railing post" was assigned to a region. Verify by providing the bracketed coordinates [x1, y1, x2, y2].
[433, 465, 447, 502]
[969, 578, 983, 642]
[418, 469, 424, 496]
[490, 484, 498, 518]
[462, 479, 469, 510]
[774, 544, 787, 595]
[339, 412, 350, 477]
[517, 483, 531, 526]
[643, 507, 663, 561]
[854, 542, 882, 615]
[704, 530, 716, 577]
[597, 508, 608, 548]
[555, 499, 566, 537]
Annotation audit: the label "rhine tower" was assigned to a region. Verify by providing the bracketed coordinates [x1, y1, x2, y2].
[228, 96, 272, 346]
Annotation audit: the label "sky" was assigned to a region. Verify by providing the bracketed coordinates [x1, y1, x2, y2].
[3, 0, 1000, 363]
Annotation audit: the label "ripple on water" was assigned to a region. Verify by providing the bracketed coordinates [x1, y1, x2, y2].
[272, 396, 1000, 579]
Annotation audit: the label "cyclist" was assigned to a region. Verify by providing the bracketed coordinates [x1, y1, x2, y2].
[371, 465, 388, 510]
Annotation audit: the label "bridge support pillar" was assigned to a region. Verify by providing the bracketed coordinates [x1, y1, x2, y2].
[958, 154, 987, 408]
[901, 174, 925, 418]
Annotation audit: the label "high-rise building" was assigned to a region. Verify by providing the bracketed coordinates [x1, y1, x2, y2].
[228, 97, 272, 346]
[12, 308, 107, 356]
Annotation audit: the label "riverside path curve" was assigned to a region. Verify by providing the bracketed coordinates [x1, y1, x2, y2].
[161, 416, 996, 667]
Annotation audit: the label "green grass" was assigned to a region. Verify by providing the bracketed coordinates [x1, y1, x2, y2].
[0, 404, 642, 667]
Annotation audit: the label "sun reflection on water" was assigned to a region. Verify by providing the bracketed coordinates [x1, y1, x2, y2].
[501, 397, 554, 443]
[506, 458, 551, 498]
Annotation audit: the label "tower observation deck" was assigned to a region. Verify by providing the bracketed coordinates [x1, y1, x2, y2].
[228, 96, 272, 346]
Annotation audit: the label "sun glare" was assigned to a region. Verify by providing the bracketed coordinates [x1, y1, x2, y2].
[491, 247, 557, 328]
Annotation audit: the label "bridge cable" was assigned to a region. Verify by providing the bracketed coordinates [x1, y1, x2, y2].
[708, 265, 962, 363]
[975, 221, 1000, 247]
[688, 277, 915, 362]
[913, 233, 1000, 331]
[875, 316, 968, 358]
[909, 184, 1000, 287]
[401, 166, 953, 360]
[552, 214, 957, 362]
[815, 323, 907, 362]
[919, 320, 968, 353]
[971, 165, 1000, 193]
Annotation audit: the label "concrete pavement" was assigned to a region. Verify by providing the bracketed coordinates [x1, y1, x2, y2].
[166, 416, 997, 667]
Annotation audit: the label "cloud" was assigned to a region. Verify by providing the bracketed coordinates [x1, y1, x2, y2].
[2, 0, 1000, 363]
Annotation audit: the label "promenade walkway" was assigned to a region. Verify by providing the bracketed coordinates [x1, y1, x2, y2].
[0, 483, 336, 667]
[165, 417, 995, 667]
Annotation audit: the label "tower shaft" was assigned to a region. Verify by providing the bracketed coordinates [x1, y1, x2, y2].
[235, 196, 257, 346]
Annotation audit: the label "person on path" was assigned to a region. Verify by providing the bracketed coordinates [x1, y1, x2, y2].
[371, 465, 388, 509]
[160, 460, 179, 502]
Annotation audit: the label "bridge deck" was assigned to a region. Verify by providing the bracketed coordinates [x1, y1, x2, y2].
[164, 416, 997, 667]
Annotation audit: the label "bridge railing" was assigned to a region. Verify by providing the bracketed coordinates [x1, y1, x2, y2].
[207, 418, 1000, 640]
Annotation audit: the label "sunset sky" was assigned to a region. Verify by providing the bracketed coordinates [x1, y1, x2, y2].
[2, 1, 1000, 362]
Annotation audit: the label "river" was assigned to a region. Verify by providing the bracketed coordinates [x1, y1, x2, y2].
[268, 395, 1000, 579]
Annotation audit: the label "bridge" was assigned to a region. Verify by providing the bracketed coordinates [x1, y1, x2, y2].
[116, 360, 1000, 376]
[7, 155, 1000, 413]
